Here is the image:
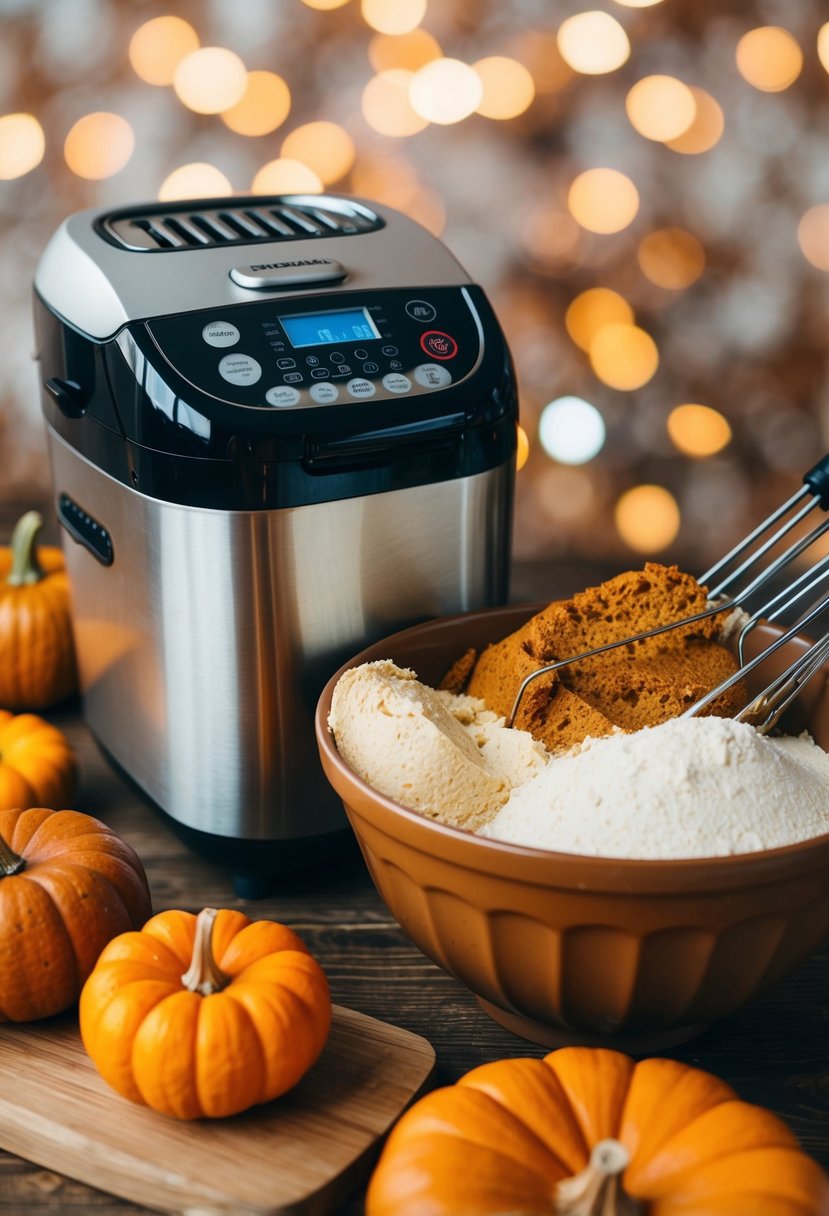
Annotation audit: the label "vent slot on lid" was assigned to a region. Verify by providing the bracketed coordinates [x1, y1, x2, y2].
[101, 196, 383, 251]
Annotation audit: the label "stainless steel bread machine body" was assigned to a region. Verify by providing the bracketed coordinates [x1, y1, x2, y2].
[33, 194, 517, 873]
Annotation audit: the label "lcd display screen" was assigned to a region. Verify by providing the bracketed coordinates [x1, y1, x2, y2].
[280, 307, 381, 348]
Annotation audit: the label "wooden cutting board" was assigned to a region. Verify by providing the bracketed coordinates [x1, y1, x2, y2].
[0, 1004, 435, 1215]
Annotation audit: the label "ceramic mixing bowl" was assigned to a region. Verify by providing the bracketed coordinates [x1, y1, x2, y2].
[314, 604, 829, 1051]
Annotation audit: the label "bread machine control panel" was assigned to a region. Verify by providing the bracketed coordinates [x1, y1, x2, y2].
[146, 286, 484, 411]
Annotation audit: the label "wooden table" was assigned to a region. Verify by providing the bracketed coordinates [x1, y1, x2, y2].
[4, 708, 829, 1214]
[2, 561, 829, 1212]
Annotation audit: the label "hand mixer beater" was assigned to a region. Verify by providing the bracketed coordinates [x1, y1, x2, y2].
[507, 455, 829, 735]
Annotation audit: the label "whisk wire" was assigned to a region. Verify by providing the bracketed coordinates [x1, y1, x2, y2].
[505, 455, 829, 732]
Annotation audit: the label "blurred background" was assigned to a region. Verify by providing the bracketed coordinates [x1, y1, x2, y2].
[1, 0, 829, 580]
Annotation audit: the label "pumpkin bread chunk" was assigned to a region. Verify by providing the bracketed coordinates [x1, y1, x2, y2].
[437, 647, 478, 694]
[465, 563, 744, 751]
[568, 641, 744, 732]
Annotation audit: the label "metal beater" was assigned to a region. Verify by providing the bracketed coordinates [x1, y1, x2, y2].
[506, 455, 829, 735]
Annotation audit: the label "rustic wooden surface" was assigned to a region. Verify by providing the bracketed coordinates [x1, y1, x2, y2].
[2, 689, 828, 1214]
[0, 558, 828, 1213]
[0, 1005, 434, 1215]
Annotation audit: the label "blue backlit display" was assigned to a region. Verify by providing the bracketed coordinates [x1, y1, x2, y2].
[280, 307, 380, 348]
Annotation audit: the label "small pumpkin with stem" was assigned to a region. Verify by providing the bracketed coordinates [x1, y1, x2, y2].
[0, 807, 151, 1021]
[366, 1046, 829, 1215]
[0, 710, 76, 811]
[0, 510, 77, 710]
[80, 906, 332, 1119]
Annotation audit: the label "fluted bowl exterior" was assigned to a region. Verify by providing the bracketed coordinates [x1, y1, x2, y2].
[315, 605, 829, 1047]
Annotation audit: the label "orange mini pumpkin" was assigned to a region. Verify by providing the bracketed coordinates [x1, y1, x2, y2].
[0, 510, 77, 710]
[80, 907, 332, 1120]
[366, 1047, 829, 1216]
[0, 710, 76, 811]
[0, 807, 151, 1021]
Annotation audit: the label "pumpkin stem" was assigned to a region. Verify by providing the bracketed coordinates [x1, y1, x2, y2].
[181, 908, 230, 996]
[0, 833, 26, 877]
[7, 511, 46, 587]
[555, 1139, 644, 1216]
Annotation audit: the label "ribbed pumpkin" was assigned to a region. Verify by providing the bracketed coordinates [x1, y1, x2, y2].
[0, 807, 151, 1021]
[79, 907, 332, 1120]
[0, 710, 76, 811]
[0, 510, 77, 710]
[366, 1047, 829, 1216]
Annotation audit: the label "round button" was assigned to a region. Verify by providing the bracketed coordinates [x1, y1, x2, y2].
[405, 299, 437, 323]
[265, 385, 300, 407]
[203, 321, 241, 348]
[414, 363, 452, 389]
[310, 382, 340, 404]
[346, 377, 376, 399]
[382, 345, 398, 356]
[420, 330, 457, 360]
[329, 351, 346, 363]
[219, 353, 262, 386]
[382, 373, 412, 395]
[354, 348, 369, 360]
[306, 355, 320, 366]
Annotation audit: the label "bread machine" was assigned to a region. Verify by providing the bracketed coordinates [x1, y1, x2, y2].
[33, 193, 517, 891]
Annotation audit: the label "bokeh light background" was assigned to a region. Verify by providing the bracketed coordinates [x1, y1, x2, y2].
[2, 0, 829, 577]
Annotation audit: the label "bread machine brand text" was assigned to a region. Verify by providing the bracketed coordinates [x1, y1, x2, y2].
[249, 259, 334, 270]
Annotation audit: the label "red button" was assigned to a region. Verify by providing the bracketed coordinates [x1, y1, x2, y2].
[420, 330, 458, 360]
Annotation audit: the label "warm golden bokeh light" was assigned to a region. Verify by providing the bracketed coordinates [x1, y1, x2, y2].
[667, 404, 732, 457]
[637, 228, 705, 289]
[507, 32, 574, 94]
[300, 0, 351, 9]
[281, 121, 355, 185]
[351, 150, 419, 209]
[568, 168, 639, 234]
[625, 75, 696, 142]
[473, 56, 536, 120]
[64, 112, 135, 180]
[736, 26, 803, 92]
[557, 11, 630, 75]
[158, 162, 233, 201]
[798, 205, 829, 272]
[368, 29, 441, 72]
[819, 24, 829, 75]
[410, 58, 483, 125]
[361, 0, 426, 36]
[220, 71, 291, 136]
[589, 322, 659, 390]
[665, 87, 724, 154]
[615, 484, 680, 552]
[516, 424, 530, 471]
[173, 47, 247, 114]
[565, 287, 634, 352]
[362, 70, 428, 136]
[0, 113, 45, 179]
[251, 157, 323, 195]
[517, 207, 581, 273]
[535, 466, 597, 526]
[128, 16, 199, 86]
[399, 184, 445, 236]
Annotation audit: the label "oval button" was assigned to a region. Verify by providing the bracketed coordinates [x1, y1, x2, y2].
[219, 353, 262, 386]
[203, 321, 240, 348]
[265, 385, 300, 407]
[413, 363, 451, 389]
[382, 373, 412, 394]
[310, 382, 340, 404]
[346, 377, 376, 399]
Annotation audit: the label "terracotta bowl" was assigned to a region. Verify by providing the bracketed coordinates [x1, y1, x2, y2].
[314, 605, 829, 1051]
